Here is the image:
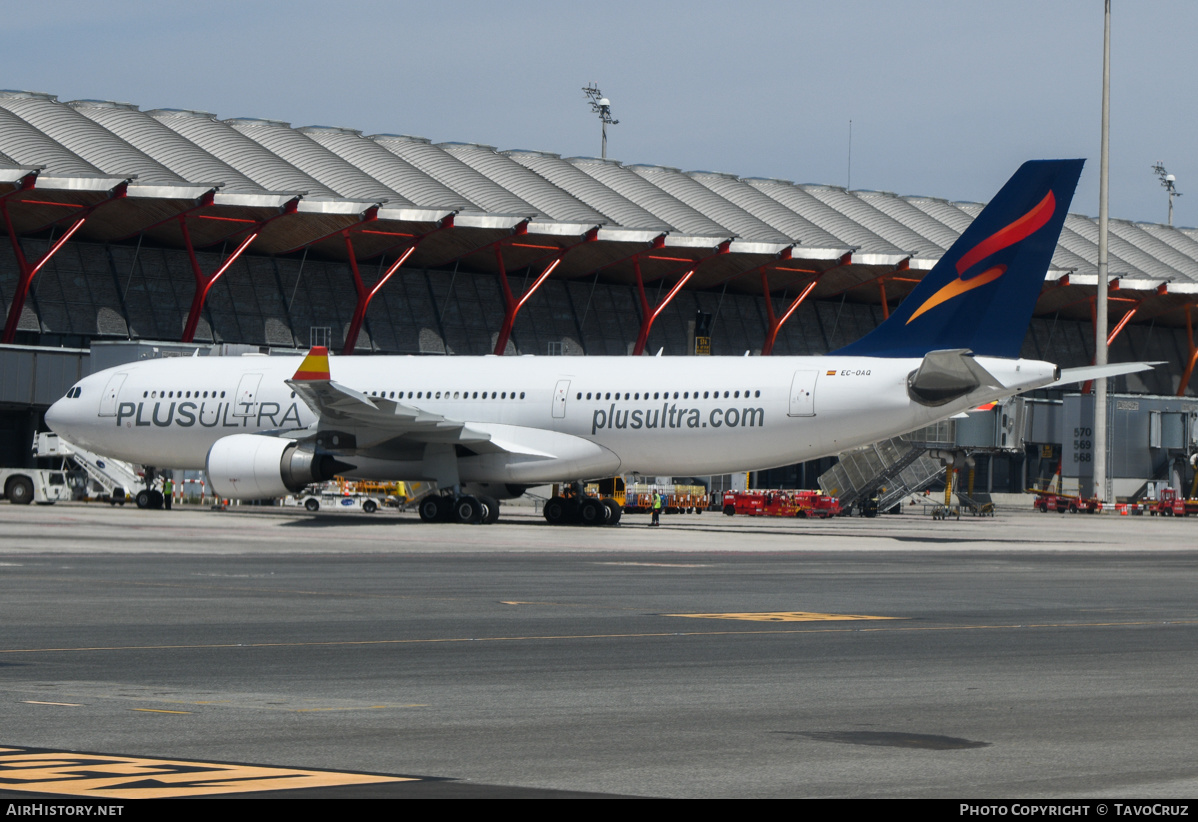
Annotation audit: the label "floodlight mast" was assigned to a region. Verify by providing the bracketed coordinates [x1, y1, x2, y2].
[583, 84, 619, 159]
[1152, 162, 1182, 227]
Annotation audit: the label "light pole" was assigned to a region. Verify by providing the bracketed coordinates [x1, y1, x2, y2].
[1152, 163, 1182, 227]
[1094, 0, 1111, 505]
[583, 84, 619, 160]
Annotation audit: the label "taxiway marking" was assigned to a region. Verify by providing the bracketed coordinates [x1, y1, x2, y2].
[664, 611, 902, 622]
[0, 747, 415, 798]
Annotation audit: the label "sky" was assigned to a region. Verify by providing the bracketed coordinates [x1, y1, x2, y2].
[2, 1, 1194, 226]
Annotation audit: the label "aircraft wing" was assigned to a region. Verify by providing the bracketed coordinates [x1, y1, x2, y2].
[284, 347, 540, 457]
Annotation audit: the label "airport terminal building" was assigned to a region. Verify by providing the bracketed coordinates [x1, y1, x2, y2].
[2, 89, 1197, 500]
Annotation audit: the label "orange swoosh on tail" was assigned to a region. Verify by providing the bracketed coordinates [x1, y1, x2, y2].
[906, 265, 1005, 325]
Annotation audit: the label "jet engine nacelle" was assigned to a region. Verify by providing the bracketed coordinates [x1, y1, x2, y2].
[206, 434, 347, 500]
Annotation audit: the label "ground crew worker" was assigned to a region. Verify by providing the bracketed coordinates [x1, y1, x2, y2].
[651, 490, 662, 526]
[162, 476, 173, 511]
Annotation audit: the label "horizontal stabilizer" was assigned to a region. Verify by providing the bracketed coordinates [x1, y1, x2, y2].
[1050, 361, 1160, 387]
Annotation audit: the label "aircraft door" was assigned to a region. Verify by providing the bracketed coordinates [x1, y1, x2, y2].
[98, 372, 128, 417]
[552, 379, 571, 419]
[233, 373, 263, 417]
[788, 370, 818, 417]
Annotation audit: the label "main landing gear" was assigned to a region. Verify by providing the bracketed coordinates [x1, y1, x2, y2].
[135, 467, 165, 510]
[542, 482, 622, 527]
[417, 493, 501, 525]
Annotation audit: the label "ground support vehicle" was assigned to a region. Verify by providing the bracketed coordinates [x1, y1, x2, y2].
[1146, 488, 1198, 517]
[792, 489, 842, 518]
[624, 482, 706, 515]
[32, 432, 146, 505]
[293, 490, 383, 514]
[1031, 491, 1102, 514]
[0, 468, 70, 505]
[720, 490, 796, 517]
[718, 489, 841, 518]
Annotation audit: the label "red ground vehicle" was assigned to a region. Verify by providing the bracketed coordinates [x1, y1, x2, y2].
[1032, 492, 1102, 514]
[1147, 488, 1198, 517]
[792, 489, 842, 518]
[719, 490, 841, 518]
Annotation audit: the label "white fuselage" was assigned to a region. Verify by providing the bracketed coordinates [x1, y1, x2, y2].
[46, 353, 1058, 483]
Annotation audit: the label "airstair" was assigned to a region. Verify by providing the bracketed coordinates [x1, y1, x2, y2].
[818, 420, 956, 512]
[33, 432, 146, 502]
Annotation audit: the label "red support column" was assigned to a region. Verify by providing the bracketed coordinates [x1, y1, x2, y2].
[178, 199, 297, 344]
[631, 258, 695, 356]
[1178, 307, 1198, 397]
[1, 178, 126, 345]
[180, 220, 259, 343]
[1083, 280, 1142, 393]
[493, 226, 597, 355]
[761, 252, 853, 355]
[761, 277, 820, 356]
[342, 213, 455, 355]
[343, 243, 414, 355]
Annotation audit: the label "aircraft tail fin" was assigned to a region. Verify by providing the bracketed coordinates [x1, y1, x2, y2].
[834, 159, 1084, 359]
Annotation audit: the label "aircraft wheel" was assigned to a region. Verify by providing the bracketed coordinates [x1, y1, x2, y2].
[362, 500, 377, 514]
[419, 495, 447, 523]
[136, 489, 152, 509]
[479, 495, 501, 524]
[6, 476, 33, 505]
[723, 504, 735, 516]
[601, 498, 622, 525]
[149, 490, 164, 510]
[453, 496, 482, 524]
[580, 497, 607, 526]
[305, 498, 320, 512]
[543, 496, 567, 524]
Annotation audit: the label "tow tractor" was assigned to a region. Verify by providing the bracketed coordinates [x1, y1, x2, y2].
[1147, 487, 1198, 517]
[1030, 490, 1103, 514]
[719, 489, 841, 518]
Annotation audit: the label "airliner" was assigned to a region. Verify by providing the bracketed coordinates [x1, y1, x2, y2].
[44, 159, 1149, 524]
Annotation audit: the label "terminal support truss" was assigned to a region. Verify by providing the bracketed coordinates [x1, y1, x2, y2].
[493, 226, 598, 356]
[2, 175, 127, 345]
[342, 214, 454, 355]
[178, 199, 298, 344]
[631, 239, 730, 356]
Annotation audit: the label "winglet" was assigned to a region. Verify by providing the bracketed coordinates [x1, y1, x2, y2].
[293, 346, 331, 381]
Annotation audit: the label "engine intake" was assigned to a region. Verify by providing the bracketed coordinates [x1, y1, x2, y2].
[206, 434, 350, 499]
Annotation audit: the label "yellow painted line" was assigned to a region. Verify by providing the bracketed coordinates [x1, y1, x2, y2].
[594, 562, 713, 568]
[21, 701, 81, 707]
[0, 619, 1193, 656]
[0, 748, 414, 798]
[293, 705, 425, 712]
[665, 611, 902, 622]
[131, 708, 192, 714]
